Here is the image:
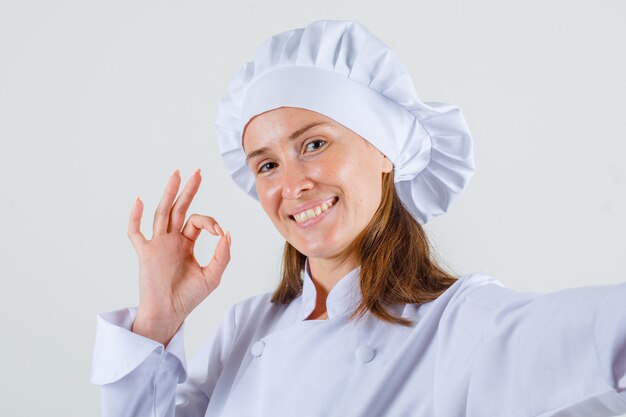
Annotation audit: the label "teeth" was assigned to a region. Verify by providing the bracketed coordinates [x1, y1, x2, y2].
[293, 198, 336, 223]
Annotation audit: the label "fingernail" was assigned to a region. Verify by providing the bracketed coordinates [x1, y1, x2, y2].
[135, 195, 141, 203]
[214, 223, 224, 237]
[195, 168, 201, 175]
[173, 169, 180, 176]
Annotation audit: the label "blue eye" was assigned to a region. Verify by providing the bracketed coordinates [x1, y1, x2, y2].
[305, 139, 327, 153]
[258, 162, 277, 173]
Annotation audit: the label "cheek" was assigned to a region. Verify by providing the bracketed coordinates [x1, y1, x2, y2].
[346, 161, 383, 213]
[257, 182, 281, 217]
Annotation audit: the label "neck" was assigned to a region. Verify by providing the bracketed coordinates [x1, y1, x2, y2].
[307, 254, 358, 297]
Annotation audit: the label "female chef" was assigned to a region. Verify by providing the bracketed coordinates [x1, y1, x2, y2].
[90, 19, 626, 417]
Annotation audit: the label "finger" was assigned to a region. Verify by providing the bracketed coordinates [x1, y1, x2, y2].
[169, 168, 202, 233]
[201, 232, 231, 287]
[181, 214, 221, 243]
[153, 169, 181, 236]
[127, 196, 148, 250]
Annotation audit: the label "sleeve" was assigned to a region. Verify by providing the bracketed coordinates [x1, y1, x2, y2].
[90, 304, 237, 417]
[465, 281, 626, 417]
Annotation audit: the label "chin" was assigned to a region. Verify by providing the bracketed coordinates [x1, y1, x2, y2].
[290, 239, 351, 260]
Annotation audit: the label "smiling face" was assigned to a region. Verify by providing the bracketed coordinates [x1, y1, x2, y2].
[242, 106, 393, 265]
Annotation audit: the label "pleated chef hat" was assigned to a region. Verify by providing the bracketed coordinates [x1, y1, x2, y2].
[215, 19, 475, 224]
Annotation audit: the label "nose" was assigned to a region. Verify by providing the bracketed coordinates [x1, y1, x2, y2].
[281, 160, 314, 200]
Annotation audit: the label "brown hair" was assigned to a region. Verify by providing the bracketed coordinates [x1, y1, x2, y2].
[269, 169, 459, 327]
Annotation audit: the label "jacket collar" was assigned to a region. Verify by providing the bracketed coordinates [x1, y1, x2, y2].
[297, 258, 362, 321]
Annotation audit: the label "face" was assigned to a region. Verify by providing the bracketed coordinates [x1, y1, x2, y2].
[242, 107, 393, 264]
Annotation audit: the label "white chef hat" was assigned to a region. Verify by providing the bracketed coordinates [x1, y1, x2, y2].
[215, 19, 475, 224]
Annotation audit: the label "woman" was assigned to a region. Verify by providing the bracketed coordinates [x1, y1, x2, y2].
[90, 20, 626, 416]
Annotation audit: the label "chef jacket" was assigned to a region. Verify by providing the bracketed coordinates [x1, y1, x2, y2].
[90, 263, 626, 417]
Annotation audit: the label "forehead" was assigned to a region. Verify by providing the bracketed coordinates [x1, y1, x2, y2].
[242, 107, 338, 150]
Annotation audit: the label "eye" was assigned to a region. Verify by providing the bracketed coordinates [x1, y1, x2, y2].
[258, 162, 277, 174]
[304, 139, 327, 153]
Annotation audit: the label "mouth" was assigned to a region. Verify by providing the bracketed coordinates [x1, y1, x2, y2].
[289, 197, 338, 226]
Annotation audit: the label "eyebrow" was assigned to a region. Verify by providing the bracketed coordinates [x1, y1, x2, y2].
[245, 121, 329, 163]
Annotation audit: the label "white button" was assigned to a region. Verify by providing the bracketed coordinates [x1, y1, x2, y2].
[251, 341, 265, 357]
[355, 345, 375, 363]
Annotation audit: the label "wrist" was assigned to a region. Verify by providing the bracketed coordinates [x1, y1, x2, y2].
[131, 310, 183, 346]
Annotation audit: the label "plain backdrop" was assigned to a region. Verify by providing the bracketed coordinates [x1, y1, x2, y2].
[0, 0, 624, 416]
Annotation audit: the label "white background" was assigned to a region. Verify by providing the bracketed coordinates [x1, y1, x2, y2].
[0, 0, 624, 415]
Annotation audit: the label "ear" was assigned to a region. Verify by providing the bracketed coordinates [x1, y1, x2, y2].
[382, 155, 393, 174]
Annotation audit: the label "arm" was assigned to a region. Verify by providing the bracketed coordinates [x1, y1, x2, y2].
[466, 281, 626, 417]
[90, 307, 187, 417]
[90, 169, 233, 415]
[90, 303, 237, 417]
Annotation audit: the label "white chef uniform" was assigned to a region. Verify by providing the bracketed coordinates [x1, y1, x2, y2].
[90, 262, 626, 417]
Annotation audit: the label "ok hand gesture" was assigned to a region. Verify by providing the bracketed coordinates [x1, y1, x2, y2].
[127, 169, 231, 346]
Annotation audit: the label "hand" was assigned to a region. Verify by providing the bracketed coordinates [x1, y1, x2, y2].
[127, 168, 231, 345]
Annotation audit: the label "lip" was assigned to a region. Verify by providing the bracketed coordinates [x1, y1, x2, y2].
[288, 197, 338, 217]
[289, 197, 338, 228]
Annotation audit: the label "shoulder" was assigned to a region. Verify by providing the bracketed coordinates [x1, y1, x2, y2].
[449, 271, 528, 310]
[428, 272, 531, 331]
[233, 290, 275, 312]
[228, 290, 292, 336]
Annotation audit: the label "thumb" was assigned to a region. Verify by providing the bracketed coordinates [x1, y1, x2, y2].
[201, 231, 231, 286]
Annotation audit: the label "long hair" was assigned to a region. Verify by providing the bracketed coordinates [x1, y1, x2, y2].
[269, 168, 459, 327]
